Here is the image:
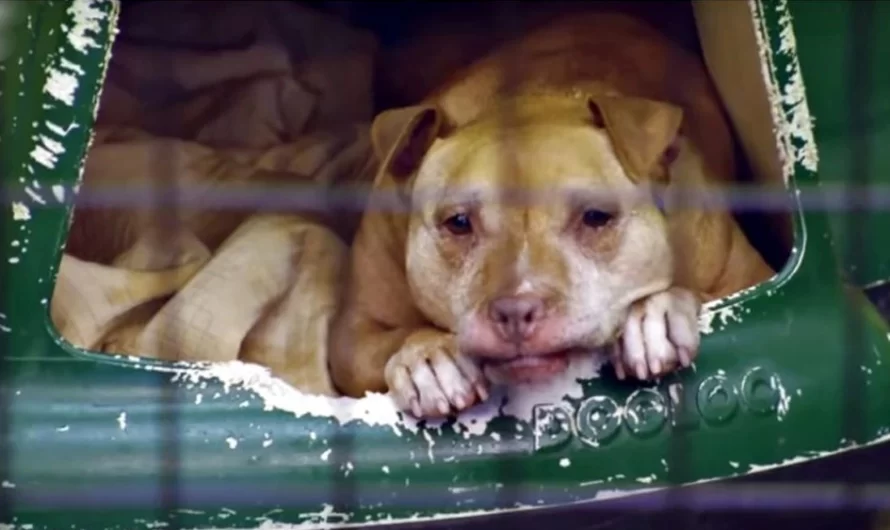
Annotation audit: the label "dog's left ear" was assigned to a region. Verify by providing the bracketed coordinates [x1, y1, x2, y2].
[588, 96, 683, 184]
[371, 104, 446, 183]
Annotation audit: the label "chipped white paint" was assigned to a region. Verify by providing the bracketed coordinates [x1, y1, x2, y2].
[116, 411, 127, 431]
[11, 202, 30, 221]
[320, 448, 332, 462]
[60, 57, 86, 76]
[696, 279, 768, 335]
[173, 362, 410, 434]
[588, 489, 660, 505]
[748, 0, 819, 183]
[422, 429, 436, 463]
[295, 504, 350, 527]
[24, 186, 46, 205]
[381, 466, 390, 474]
[771, 373, 791, 420]
[559, 458, 571, 468]
[225, 437, 238, 449]
[45, 120, 78, 137]
[748, 454, 817, 474]
[698, 305, 742, 336]
[43, 69, 79, 106]
[169, 332, 603, 444]
[56, 425, 70, 432]
[67, 1, 105, 53]
[30, 135, 65, 170]
[1, 481, 14, 489]
[18, 0, 116, 247]
[773, 0, 819, 173]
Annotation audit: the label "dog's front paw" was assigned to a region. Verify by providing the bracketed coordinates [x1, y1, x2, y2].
[611, 287, 701, 381]
[385, 329, 490, 419]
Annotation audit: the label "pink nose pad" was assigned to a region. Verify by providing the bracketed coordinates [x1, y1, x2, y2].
[488, 295, 546, 342]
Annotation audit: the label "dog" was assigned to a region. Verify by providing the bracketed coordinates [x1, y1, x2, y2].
[329, 12, 775, 418]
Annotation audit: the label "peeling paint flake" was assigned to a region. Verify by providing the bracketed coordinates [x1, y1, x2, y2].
[24, 186, 46, 205]
[39, 0, 112, 113]
[774, 0, 819, 173]
[172, 361, 409, 434]
[30, 134, 66, 170]
[66, 0, 106, 54]
[296, 504, 350, 527]
[748, 0, 819, 183]
[698, 305, 743, 335]
[46, 120, 79, 137]
[771, 374, 791, 420]
[43, 68, 79, 106]
[170, 347, 605, 443]
[59, 57, 86, 75]
[11, 202, 30, 221]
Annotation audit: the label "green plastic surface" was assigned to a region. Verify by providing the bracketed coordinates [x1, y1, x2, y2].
[2, 1, 890, 529]
[789, 0, 890, 287]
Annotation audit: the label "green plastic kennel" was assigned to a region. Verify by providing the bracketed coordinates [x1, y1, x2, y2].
[2, 0, 890, 528]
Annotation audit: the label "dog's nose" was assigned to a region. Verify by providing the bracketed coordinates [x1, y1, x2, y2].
[488, 295, 545, 342]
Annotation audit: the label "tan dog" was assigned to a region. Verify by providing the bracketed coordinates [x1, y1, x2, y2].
[329, 12, 775, 418]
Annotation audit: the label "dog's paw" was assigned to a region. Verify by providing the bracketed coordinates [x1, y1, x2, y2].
[385, 329, 490, 419]
[611, 287, 701, 381]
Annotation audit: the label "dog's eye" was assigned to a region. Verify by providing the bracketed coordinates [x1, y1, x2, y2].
[443, 213, 473, 236]
[581, 209, 613, 228]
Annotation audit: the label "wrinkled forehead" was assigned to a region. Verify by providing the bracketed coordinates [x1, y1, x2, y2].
[414, 122, 638, 213]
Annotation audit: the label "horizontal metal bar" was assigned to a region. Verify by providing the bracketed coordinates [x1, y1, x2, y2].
[3, 182, 890, 214]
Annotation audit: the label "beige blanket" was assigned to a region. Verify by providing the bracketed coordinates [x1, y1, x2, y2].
[52, 1, 379, 396]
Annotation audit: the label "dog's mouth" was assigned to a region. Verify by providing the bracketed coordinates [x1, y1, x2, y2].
[483, 348, 582, 383]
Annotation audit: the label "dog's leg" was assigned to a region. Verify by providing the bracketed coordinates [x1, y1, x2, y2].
[610, 287, 701, 381]
[385, 328, 490, 418]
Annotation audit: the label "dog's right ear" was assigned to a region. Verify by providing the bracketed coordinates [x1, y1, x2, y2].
[371, 105, 444, 182]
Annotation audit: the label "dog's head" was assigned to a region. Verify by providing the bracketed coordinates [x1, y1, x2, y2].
[370, 95, 685, 385]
